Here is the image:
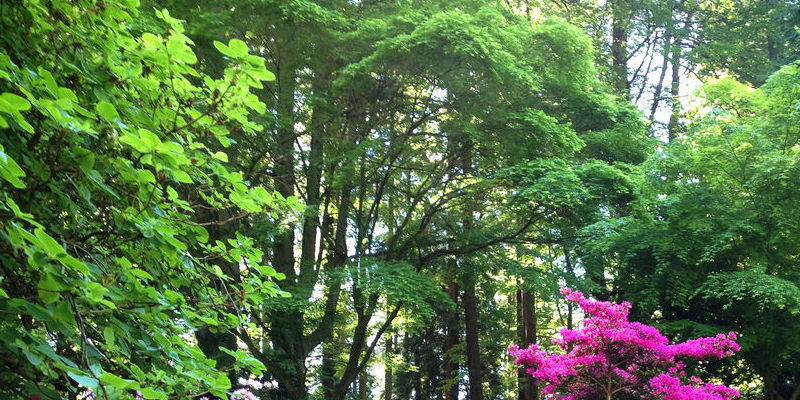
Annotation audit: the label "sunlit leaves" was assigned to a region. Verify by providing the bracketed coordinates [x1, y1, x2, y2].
[0, 0, 293, 398]
[95, 101, 119, 122]
[0, 144, 26, 188]
[214, 38, 249, 59]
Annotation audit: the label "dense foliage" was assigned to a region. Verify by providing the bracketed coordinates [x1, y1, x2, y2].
[0, 1, 293, 398]
[1, 0, 798, 399]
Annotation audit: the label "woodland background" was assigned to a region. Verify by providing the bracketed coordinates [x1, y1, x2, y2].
[0, 0, 799, 399]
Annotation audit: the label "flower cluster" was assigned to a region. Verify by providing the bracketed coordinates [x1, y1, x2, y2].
[227, 377, 276, 400]
[510, 288, 741, 400]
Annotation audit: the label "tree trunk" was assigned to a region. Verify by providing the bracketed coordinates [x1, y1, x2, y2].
[384, 332, 394, 400]
[649, 28, 673, 124]
[297, 68, 328, 292]
[517, 288, 538, 400]
[268, 33, 308, 399]
[790, 384, 800, 400]
[358, 368, 368, 400]
[464, 276, 483, 400]
[459, 137, 483, 400]
[667, 38, 681, 143]
[414, 345, 423, 400]
[320, 187, 352, 399]
[611, 0, 630, 96]
[767, 379, 785, 400]
[443, 280, 460, 400]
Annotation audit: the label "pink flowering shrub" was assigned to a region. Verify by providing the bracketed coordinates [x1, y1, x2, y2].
[509, 288, 740, 400]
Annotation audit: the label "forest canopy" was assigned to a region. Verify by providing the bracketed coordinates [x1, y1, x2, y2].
[0, 0, 798, 400]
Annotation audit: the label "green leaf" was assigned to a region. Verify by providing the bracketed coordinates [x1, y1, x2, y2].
[138, 129, 162, 148]
[103, 326, 116, 347]
[139, 387, 167, 400]
[214, 39, 248, 58]
[129, 269, 154, 281]
[79, 153, 96, 173]
[67, 371, 98, 389]
[249, 65, 276, 81]
[166, 37, 185, 55]
[37, 273, 61, 304]
[34, 228, 66, 258]
[163, 289, 185, 305]
[141, 32, 161, 48]
[172, 169, 193, 183]
[22, 348, 42, 366]
[96, 101, 119, 122]
[167, 37, 198, 64]
[52, 301, 76, 327]
[227, 39, 249, 57]
[120, 132, 151, 153]
[59, 254, 89, 274]
[212, 151, 228, 162]
[0, 92, 31, 112]
[100, 372, 131, 389]
[0, 147, 26, 188]
[85, 282, 107, 303]
[138, 169, 156, 183]
[211, 373, 231, 391]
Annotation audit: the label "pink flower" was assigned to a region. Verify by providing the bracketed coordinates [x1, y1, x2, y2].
[510, 288, 740, 400]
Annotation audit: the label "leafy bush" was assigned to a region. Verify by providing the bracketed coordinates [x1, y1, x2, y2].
[0, 1, 294, 398]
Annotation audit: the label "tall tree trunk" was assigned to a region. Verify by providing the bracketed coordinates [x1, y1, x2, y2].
[414, 345, 423, 400]
[359, 368, 368, 400]
[443, 280, 460, 400]
[298, 66, 329, 293]
[611, 0, 631, 96]
[270, 38, 306, 398]
[790, 384, 800, 400]
[649, 29, 673, 124]
[321, 186, 352, 399]
[517, 288, 538, 400]
[463, 275, 483, 400]
[563, 246, 576, 330]
[459, 139, 484, 400]
[384, 332, 394, 400]
[667, 38, 681, 143]
[766, 0, 780, 67]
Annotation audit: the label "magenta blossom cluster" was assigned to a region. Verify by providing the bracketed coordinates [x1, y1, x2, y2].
[509, 287, 741, 400]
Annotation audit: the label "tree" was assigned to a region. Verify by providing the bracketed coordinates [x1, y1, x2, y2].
[510, 288, 741, 400]
[152, 1, 644, 399]
[576, 64, 800, 399]
[688, 0, 800, 86]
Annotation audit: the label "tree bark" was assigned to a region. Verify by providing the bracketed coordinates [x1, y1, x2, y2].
[611, 0, 631, 96]
[443, 280, 461, 400]
[649, 28, 673, 124]
[270, 38, 307, 398]
[517, 288, 538, 400]
[459, 137, 484, 400]
[320, 186, 352, 399]
[667, 37, 681, 143]
[464, 276, 483, 400]
[384, 332, 394, 400]
[358, 368, 368, 400]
